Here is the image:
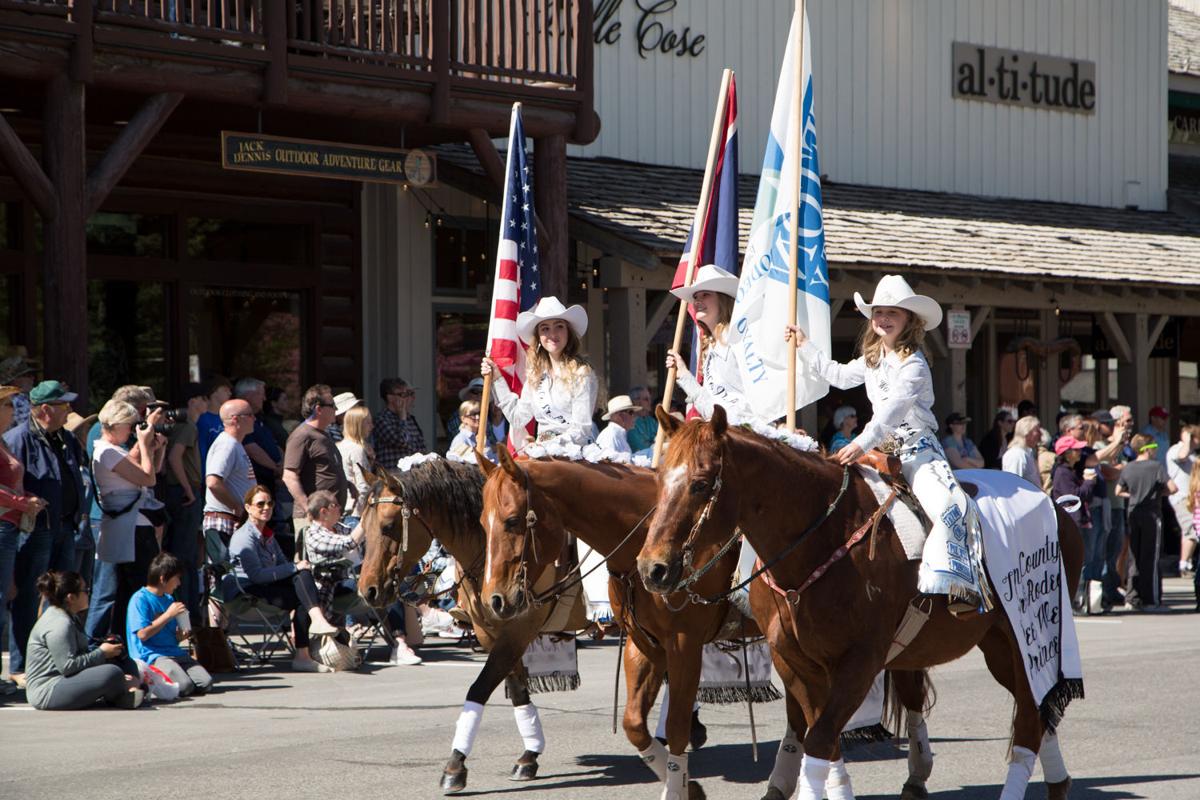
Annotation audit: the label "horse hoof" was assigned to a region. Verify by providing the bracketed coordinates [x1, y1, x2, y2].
[1046, 776, 1072, 800]
[686, 780, 706, 800]
[900, 780, 929, 800]
[759, 787, 788, 800]
[689, 714, 709, 751]
[440, 767, 467, 794]
[509, 762, 539, 781]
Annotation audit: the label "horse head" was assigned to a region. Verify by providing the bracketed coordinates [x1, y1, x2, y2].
[638, 404, 737, 594]
[478, 447, 567, 621]
[357, 464, 433, 608]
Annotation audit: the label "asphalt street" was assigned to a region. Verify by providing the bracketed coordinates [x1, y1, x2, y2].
[2, 578, 1198, 800]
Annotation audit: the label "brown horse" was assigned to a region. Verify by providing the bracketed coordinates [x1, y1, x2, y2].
[638, 407, 1084, 800]
[477, 449, 935, 800]
[357, 459, 553, 793]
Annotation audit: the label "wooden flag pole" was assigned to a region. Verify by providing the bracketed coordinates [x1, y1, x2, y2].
[476, 366, 494, 456]
[785, 0, 805, 433]
[651, 67, 734, 468]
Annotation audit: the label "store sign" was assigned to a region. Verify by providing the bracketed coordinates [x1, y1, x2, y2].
[220, 132, 437, 186]
[1169, 105, 1200, 145]
[593, 0, 706, 59]
[946, 310, 972, 349]
[1092, 319, 1178, 359]
[952, 43, 1096, 114]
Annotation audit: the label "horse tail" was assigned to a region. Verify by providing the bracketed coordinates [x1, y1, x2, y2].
[883, 669, 937, 735]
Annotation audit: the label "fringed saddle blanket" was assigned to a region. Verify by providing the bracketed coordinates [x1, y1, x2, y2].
[520, 634, 581, 694]
[958, 469, 1084, 729]
[697, 641, 782, 705]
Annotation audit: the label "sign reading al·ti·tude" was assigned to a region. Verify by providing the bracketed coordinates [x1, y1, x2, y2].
[221, 132, 437, 186]
[952, 43, 1096, 115]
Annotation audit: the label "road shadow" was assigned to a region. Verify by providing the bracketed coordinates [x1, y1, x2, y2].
[849, 773, 1200, 800]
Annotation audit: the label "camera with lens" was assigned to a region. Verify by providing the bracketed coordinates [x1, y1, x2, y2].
[138, 403, 186, 435]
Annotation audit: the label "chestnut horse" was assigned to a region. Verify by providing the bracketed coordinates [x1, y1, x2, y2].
[357, 460, 552, 793]
[477, 449, 935, 800]
[638, 408, 1084, 800]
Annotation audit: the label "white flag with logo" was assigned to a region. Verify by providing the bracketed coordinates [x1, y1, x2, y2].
[729, 9, 831, 420]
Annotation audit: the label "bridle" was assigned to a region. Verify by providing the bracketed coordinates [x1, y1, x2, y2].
[364, 481, 456, 603]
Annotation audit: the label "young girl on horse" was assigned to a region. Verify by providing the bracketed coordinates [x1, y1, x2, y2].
[665, 265, 756, 424]
[482, 297, 599, 449]
[788, 274, 986, 608]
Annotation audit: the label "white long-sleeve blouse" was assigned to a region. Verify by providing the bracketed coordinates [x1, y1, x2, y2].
[490, 367, 599, 447]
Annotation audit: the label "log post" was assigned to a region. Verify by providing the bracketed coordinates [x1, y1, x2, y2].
[43, 75, 89, 403]
[431, 0, 451, 124]
[533, 133, 568, 300]
[264, 0, 289, 104]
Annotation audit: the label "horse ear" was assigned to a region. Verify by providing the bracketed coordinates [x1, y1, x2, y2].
[655, 405, 681, 439]
[496, 444, 522, 479]
[711, 404, 728, 438]
[475, 449, 497, 476]
[360, 464, 379, 487]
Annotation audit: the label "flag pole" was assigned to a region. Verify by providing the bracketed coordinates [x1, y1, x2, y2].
[478, 102, 522, 457]
[785, 0, 805, 433]
[651, 68, 734, 468]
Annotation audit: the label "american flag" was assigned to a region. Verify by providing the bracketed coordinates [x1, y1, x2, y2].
[484, 103, 541, 443]
[672, 74, 740, 381]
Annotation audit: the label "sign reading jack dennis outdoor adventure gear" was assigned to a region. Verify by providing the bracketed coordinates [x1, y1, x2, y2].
[952, 43, 1096, 115]
[221, 132, 437, 186]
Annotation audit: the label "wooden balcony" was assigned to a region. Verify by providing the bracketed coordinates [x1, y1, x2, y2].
[0, 0, 598, 141]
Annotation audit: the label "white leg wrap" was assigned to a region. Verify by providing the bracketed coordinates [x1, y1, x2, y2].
[797, 754, 831, 800]
[513, 703, 545, 754]
[639, 739, 669, 782]
[999, 746, 1037, 800]
[826, 759, 856, 800]
[660, 752, 688, 800]
[451, 701, 485, 757]
[1039, 731, 1069, 784]
[654, 685, 670, 740]
[766, 727, 803, 799]
[906, 711, 934, 784]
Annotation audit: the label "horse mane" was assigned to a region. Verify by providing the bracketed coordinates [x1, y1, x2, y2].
[382, 458, 485, 539]
[665, 419, 844, 489]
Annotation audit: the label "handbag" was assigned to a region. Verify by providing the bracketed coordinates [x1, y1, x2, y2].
[192, 626, 238, 673]
[314, 631, 361, 672]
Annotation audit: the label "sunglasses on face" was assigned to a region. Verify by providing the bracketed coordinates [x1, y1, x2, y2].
[250, 499, 274, 508]
[390, 391, 414, 398]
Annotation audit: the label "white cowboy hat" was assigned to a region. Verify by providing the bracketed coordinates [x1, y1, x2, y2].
[853, 274, 943, 331]
[601, 395, 642, 421]
[333, 391, 364, 417]
[670, 264, 739, 303]
[515, 296, 588, 344]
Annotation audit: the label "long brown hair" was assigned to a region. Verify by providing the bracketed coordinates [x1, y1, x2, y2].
[525, 327, 592, 390]
[858, 309, 926, 368]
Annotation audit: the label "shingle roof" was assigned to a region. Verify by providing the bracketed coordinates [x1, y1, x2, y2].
[1170, 3, 1200, 78]
[438, 146, 1200, 288]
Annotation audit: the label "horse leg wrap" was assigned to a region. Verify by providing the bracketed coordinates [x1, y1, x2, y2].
[1039, 731, 1069, 784]
[451, 701, 485, 758]
[826, 759, 856, 800]
[765, 727, 802, 800]
[906, 711, 933, 784]
[513, 703, 546, 754]
[796, 755, 831, 800]
[999, 746, 1036, 800]
[639, 739, 669, 782]
[660, 752, 688, 800]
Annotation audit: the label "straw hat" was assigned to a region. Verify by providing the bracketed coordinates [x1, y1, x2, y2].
[0, 385, 21, 404]
[601, 395, 641, 422]
[670, 265, 739, 302]
[515, 297, 588, 344]
[853, 274, 943, 331]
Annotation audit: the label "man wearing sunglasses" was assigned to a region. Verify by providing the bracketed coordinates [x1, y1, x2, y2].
[374, 378, 426, 467]
[283, 385, 348, 538]
[4, 380, 86, 681]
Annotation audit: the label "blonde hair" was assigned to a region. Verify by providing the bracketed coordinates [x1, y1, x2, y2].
[341, 404, 372, 445]
[857, 309, 926, 369]
[525, 327, 593, 392]
[458, 399, 481, 418]
[698, 293, 736, 361]
[1189, 458, 1200, 514]
[1009, 416, 1041, 451]
[98, 399, 139, 429]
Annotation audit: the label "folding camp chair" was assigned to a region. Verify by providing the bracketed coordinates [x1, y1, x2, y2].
[204, 529, 296, 665]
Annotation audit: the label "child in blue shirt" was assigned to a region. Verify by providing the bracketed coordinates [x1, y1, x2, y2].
[127, 552, 213, 697]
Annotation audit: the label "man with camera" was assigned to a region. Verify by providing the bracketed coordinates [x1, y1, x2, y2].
[164, 383, 208, 623]
[1092, 406, 1135, 611]
[3, 380, 87, 684]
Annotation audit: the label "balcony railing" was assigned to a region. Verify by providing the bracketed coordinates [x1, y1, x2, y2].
[2, 0, 586, 90]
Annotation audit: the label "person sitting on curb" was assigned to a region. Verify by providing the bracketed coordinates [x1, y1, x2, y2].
[127, 551, 213, 697]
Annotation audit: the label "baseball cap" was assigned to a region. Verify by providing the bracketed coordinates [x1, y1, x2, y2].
[1090, 409, 1115, 425]
[1149, 405, 1170, 419]
[1053, 436, 1088, 456]
[29, 380, 78, 405]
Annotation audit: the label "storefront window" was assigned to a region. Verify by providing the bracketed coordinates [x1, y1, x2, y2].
[435, 310, 489, 435]
[434, 223, 493, 293]
[88, 280, 168, 404]
[185, 218, 311, 265]
[186, 286, 303, 404]
[86, 212, 171, 258]
[0, 202, 19, 250]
